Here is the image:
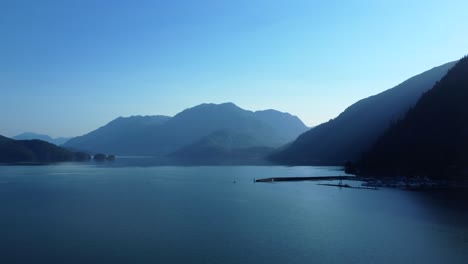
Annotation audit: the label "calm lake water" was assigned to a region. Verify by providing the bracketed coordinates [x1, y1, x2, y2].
[1, 162, 467, 264]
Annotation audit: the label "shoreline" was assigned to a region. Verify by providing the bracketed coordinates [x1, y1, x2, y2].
[255, 176, 354, 182]
[255, 175, 468, 191]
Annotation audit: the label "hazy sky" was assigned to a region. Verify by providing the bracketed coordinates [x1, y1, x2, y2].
[1, 0, 467, 137]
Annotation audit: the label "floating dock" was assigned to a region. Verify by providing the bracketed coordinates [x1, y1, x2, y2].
[255, 176, 354, 183]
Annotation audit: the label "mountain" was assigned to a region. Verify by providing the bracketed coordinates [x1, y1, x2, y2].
[13, 132, 70, 146]
[0, 135, 90, 163]
[271, 60, 457, 165]
[64, 115, 171, 155]
[254, 109, 310, 143]
[358, 56, 468, 179]
[64, 103, 308, 160]
[169, 130, 275, 165]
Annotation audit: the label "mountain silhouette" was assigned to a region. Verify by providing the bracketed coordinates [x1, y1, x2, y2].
[271, 60, 456, 165]
[64, 115, 171, 154]
[64, 103, 308, 160]
[358, 56, 468, 179]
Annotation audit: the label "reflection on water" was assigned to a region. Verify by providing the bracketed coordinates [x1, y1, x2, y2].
[0, 163, 467, 264]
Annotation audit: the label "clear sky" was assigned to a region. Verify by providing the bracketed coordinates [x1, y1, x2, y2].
[1, 0, 467, 137]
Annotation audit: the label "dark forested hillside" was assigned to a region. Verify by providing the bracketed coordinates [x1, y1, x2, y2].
[271, 61, 456, 165]
[358, 56, 468, 179]
[0, 135, 90, 163]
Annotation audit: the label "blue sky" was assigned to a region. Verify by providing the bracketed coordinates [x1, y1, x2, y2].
[1, 0, 467, 137]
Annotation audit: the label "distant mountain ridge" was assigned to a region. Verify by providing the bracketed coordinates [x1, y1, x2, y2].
[271, 60, 457, 165]
[64, 103, 308, 163]
[13, 132, 70, 146]
[358, 56, 468, 178]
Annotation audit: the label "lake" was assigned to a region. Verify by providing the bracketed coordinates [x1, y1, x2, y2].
[0, 162, 467, 263]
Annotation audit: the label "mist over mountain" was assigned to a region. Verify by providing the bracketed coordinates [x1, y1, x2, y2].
[271, 60, 456, 165]
[64, 103, 308, 162]
[13, 132, 70, 146]
[0, 135, 89, 163]
[358, 56, 468, 179]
